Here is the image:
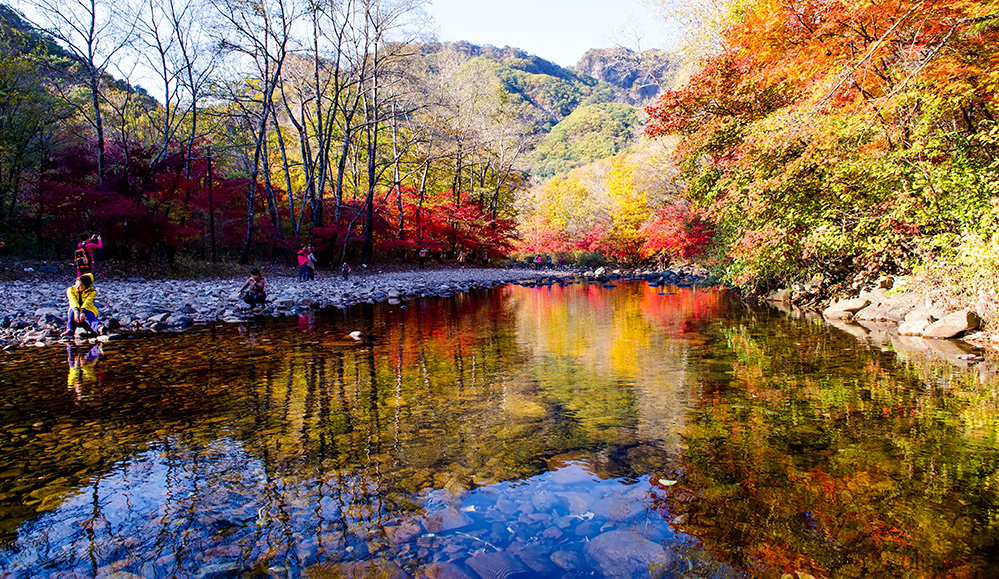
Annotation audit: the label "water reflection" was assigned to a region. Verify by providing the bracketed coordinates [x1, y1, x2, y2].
[66, 343, 104, 401]
[0, 281, 996, 577]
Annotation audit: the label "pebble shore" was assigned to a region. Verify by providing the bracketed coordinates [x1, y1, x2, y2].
[1, 267, 571, 349]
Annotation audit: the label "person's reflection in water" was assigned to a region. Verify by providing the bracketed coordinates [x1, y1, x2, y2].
[67, 343, 103, 400]
[297, 312, 314, 333]
[237, 324, 258, 347]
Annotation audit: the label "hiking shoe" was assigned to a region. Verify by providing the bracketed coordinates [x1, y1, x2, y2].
[60, 329, 74, 338]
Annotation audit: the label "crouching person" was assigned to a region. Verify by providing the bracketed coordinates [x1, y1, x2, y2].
[63, 273, 104, 337]
[239, 268, 267, 308]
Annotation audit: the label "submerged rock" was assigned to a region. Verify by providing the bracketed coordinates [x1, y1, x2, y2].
[583, 529, 672, 578]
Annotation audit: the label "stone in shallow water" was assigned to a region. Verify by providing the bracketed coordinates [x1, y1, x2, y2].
[424, 507, 472, 533]
[530, 490, 570, 515]
[420, 561, 473, 579]
[583, 529, 672, 578]
[465, 551, 531, 579]
[305, 561, 408, 579]
[550, 549, 583, 571]
[384, 519, 422, 543]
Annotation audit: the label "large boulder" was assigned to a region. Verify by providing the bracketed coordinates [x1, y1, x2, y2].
[903, 309, 938, 324]
[923, 309, 981, 339]
[898, 319, 932, 336]
[823, 298, 870, 320]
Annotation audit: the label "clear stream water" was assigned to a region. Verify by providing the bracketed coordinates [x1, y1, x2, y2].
[0, 280, 996, 578]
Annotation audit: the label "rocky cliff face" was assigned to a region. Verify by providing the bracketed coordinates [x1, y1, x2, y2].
[574, 47, 676, 104]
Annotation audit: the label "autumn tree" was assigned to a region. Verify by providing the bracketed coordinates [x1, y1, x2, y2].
[21, 0, 139, 185]
[645, 0, 999, 288]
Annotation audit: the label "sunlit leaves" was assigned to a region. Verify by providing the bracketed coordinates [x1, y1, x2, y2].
[644, 0, 999, 288]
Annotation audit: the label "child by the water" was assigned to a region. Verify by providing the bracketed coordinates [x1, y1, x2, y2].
[341, 262, 350, 281]
[62, 273, 104, 337]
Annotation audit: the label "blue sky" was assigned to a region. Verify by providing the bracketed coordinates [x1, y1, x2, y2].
[425, 0, 681, 68]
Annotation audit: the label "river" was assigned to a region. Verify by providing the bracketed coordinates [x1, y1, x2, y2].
[0, 280, 996, 578]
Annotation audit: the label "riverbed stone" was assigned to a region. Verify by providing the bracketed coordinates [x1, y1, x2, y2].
[34, 307, 63, 318]
[923, 309, 981, 339]
[583, 529, 671, 578]
[169, 315, 194, 328]
[147, 312, 171, 323]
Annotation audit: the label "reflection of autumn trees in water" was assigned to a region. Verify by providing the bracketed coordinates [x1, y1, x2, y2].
[5, 281, 995, 577]
[0, 282, 732, 548]
[649, 311, 999, 578]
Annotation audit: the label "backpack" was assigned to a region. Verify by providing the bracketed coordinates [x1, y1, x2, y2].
[74, 247, 92, 270]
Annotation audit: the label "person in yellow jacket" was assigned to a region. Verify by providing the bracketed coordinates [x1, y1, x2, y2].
[61, 273, 104, 337]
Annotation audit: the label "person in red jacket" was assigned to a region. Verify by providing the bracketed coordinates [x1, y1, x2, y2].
[297, 245, 311, 282]
[74, 234, 103, 277]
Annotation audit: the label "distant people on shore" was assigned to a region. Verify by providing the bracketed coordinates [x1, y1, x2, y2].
[75, 234, 102, 277]
[546, 255, 553, 269]
[62, 273, 104, 337]
[535, 255, 542, 270]
[419, 247, 427, 269]
[297, 245, 311, 282]
[341, 262, 351, 281]
[239, 268, 266, 308]
[306, 248, 317, 280]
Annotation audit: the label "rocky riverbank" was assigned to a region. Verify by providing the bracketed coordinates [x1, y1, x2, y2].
[762, 273, 998, 381]
[0, 266, 576, 350]
[766, 274, 997, 345]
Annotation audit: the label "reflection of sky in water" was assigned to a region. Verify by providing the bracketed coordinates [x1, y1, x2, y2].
[0, 438, 730, 577]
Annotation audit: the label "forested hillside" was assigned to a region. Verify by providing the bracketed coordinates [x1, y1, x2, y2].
[515, 0, 999, 304]
[0, 0, 673, 267]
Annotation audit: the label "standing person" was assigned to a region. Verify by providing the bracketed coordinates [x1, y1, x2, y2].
[341, 262, 351, 281]
[239, 268, 267, 308]
[535, 255, 542, 270]
[297, 245, 310, 282]
[418, 247, 427, 269]
[546, 255, 553, 270]
[306, 247, 317, 281]
[558, 256, 565, 268]
[74, 234, 103, 277]
[61, 273, 104, 337]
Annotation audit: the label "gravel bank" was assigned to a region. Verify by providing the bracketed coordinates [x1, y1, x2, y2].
[1, 267, 571, 349]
